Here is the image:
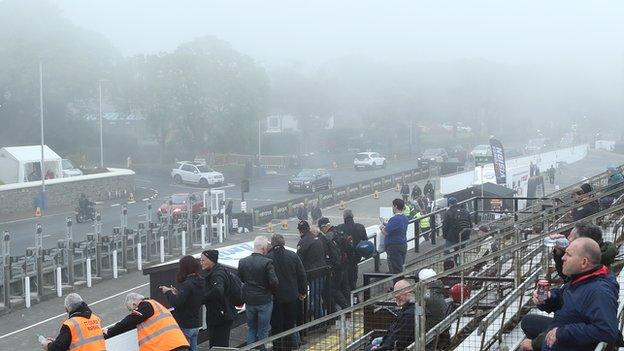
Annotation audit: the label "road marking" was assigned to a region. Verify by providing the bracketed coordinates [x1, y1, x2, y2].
[0, 282, 149, 340]
[0, 211, 74, 225]
[135, 178, 153, 183]
[110, 204, 120, 207]
[212, 183, 236, 190]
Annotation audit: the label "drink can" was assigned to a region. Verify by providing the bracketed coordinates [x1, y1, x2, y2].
[537, 279, 550, 302]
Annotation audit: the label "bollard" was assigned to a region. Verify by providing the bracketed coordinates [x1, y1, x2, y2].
[66, 217, 74, 286]
[86, 258, 92, 288]
[95, 211, 102, 277]
[181, 230, 186, 256]
[3, 230, 11, 309]
[160, 236, 165, 263]
[201, 224, 207, 249]
[25, 276, 31, 308]
[137, 242, 142, 271]
[112, 249, 118, 279]
[56, 266, 62, 297]
[217, 219, 224, 243]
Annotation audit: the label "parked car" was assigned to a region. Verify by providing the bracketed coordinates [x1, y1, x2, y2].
[157, 193, 203, 222]
[171, 162, 225, 187]
[417, 148, 448, 167]
[353, 152, 386, 170]
[288, 169, 332, 193]
[62, 159, 83, 177]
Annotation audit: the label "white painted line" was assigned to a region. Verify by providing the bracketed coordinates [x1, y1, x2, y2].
[110, 204, 120, 207]
[128, 201, 136, 204]
[0, 211, 75, 225]
[0, 282, 149, 340]
[142, 198, 150, 202]
[94, 202, 104, 205]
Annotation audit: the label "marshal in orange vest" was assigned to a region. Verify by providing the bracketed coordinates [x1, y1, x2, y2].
[62, 313, 107, 351]
[136, 299, 189, 351]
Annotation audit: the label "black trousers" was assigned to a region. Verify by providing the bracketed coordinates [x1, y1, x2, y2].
[207, 320, 233, 348]
[271, 300, 299, 351]
[347, 262, 358, 291]
[330, 269, 350, 310]
[521, 314, 552, 339]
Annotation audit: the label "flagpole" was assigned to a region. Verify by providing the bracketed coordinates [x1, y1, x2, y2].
[39, 62, 45, 214]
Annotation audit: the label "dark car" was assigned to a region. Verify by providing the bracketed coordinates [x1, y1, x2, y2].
[418, 148, 448, 168]
[288, 169, 332, 193]
[157, 193, 203, 222]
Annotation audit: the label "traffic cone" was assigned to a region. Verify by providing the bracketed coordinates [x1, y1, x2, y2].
[267, 222, 274, 233]
[395, 183, 400, 192]
[373, 190, 380, 199]
[35, 207, 42, 217]
[128, 192, 135, 202]
[281, 220, 288, 230]
[338, 200, 346, 210]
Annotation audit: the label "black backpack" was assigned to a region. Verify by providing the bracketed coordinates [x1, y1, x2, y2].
[224, 268, 244, 307]
[326, 228, 353, 267]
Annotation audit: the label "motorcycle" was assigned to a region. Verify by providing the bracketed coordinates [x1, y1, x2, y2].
[75, 205, 96, 223]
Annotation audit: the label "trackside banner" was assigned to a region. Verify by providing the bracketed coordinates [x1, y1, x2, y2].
[490, 137, 507, 184]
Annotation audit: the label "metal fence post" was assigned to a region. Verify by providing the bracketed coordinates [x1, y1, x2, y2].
[121, 205, 128, 269]
[35, 224, 44, 300]
[2, 231, 10, 309]
[66, 217, 74, 286]
[430, 213, 437, 245]
[95, 211, 102, 277]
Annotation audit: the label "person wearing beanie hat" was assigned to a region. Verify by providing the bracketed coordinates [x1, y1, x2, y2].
[571, 184, 600, 222]
[335, 209, 369, 291]
[442, 196, 472, 264]
[200, 250, 235, 347]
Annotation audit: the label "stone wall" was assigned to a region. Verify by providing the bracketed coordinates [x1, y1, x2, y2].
[0, 169, 135, 214]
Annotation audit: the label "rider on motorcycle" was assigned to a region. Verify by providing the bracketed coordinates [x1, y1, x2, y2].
[78, 193, 94, 216]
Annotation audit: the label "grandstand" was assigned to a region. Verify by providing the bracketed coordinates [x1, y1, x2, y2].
[232, 164, 624, 351]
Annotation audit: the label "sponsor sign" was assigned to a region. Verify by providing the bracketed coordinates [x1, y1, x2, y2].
[334, 187, 348, 200]
[489, 138, 507, 184]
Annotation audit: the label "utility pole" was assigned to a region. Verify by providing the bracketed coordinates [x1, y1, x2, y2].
[99, 80, 104, 168]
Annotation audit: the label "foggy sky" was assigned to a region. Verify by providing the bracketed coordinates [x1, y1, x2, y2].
[51, 0, 624, 68]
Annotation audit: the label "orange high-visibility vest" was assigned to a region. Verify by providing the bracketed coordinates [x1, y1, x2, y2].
[62, 313, 106, 351]
[136, 299, 189, 351]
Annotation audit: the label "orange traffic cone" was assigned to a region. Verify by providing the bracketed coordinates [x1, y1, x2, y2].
[281, 220, 288, 230]
[373, 190, 380, 199]
[35, 207, 42, 217]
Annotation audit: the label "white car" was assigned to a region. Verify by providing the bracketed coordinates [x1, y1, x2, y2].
[470, 145, 492, 158]
[62, 159, 83, 177]
[171, 162, 225, 187]
[354, 152, 386, 170]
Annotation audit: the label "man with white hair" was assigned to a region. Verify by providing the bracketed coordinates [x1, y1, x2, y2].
[104, 292, 189, 351]
[41, 293, 106, 351]
[238, 236, 279, 350]
[368, 279, 416, 350]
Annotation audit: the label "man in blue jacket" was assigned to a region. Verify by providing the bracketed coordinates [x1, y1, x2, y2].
[379, 199, 408, 278]
[520, 238, 619, 351]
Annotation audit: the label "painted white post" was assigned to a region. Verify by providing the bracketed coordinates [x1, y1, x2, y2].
[181, 231, 186, 256]
[137, 243, 142, 271]
[86, 258, 92, 288]
[25, 276, 31, 308]
[112, 250, 118, 279]
[201, 224, 206, 249]
[217, 219, 223, 243]
[160, 236, 165, 263]
[56, 266, 62, 297]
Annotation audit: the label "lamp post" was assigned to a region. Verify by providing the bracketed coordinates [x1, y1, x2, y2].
[98, 80, 104, 168]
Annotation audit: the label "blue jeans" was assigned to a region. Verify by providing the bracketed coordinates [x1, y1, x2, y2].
[309, 277, 326, 319]
[181, 327, 199, 351]
[246, 301, 273, 350]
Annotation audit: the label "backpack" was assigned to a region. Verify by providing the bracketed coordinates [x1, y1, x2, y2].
[224, 269, 244, 307]
[325, 228, 354, 267]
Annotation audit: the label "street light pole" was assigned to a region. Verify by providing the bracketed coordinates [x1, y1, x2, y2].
[99, 80, 104, 168]
[39, 62, 45, 194]
[258, 119, 262, 159]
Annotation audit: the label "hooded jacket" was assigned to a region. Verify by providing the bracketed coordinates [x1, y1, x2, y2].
[537, 265, 619, 351]
[442, 205, 472, 243]
[47, 302, 95, 351]
[553, 241, 618, 281]
[165, 273, 205, 328]
[424, 281, 450, 350]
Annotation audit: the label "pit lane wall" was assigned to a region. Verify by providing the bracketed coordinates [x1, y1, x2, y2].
[439, 144, 589, 196]
[252, 168, 431, 226]
[0, 168, 135, 215]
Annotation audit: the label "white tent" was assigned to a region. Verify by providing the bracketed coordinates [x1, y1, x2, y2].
[0, 145, 63, 184]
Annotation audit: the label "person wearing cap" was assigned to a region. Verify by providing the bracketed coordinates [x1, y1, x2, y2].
[297, 220, 327, 319]
[570, 183, 599, 222]
[335, 209, 369, 291]
[267, 234, 307, 351]
[442, 197, 472, 263]
[418, 269, 450, 350]
[380, 199, 409, 278]
[318, 217, 350, 310]
[200, 249, 235, 348]
[41, 293, 106, 351]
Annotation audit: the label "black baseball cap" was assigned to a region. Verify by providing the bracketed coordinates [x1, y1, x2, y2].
[297, 220, 310, 231]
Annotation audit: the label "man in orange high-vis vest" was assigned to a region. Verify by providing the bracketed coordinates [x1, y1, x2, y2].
[41, 293, 106, 351]
[104, 293, 189, 351]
